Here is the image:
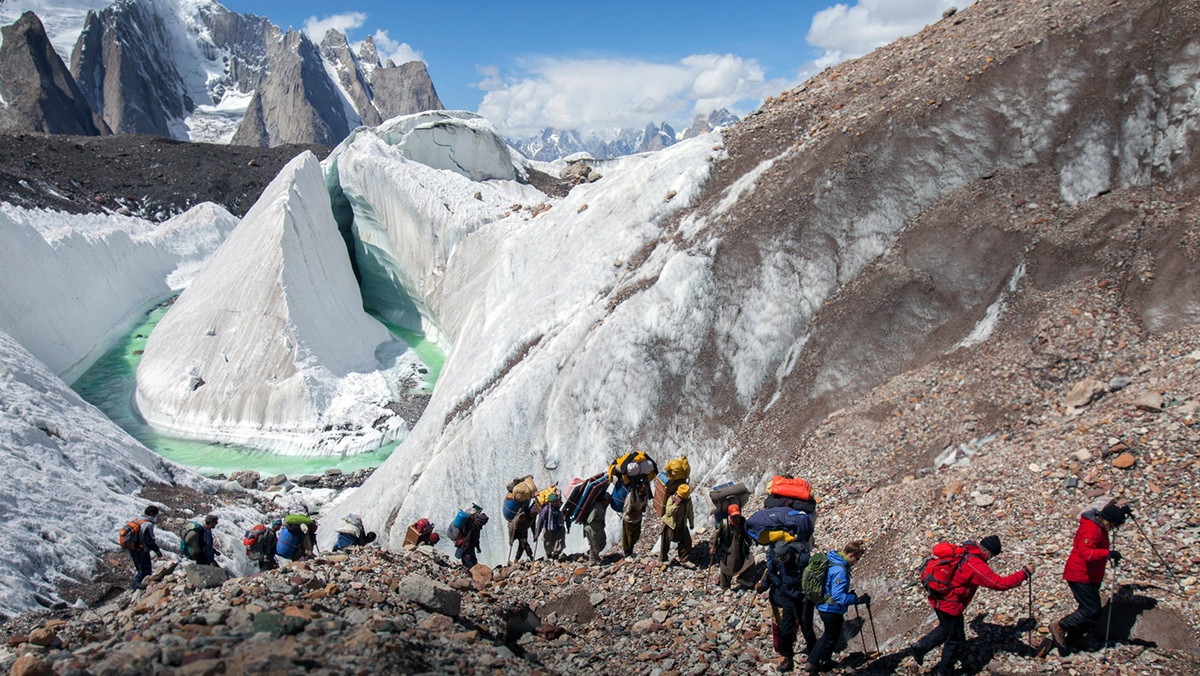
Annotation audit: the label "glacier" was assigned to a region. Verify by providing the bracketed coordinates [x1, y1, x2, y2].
[322, 118, 726, 561]
[0, 202, 238, 383]
[134, 152, 405, 455]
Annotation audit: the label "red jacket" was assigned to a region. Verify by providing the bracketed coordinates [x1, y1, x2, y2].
[928, 543, 1029, 616]
[1063, 513, 1110, 583]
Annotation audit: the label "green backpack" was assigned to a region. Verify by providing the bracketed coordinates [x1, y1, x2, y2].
[179, 521, 203, 557]
[801, 552, 831, 604]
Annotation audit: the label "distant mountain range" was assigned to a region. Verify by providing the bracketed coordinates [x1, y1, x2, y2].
[509, 109, 739, 161]
[0, 0, 442, 146]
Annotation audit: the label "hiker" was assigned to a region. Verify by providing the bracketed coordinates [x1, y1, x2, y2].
[245, 519, 281, 572]
[659, 483, 694, 565]
[757, 541, 811, 672]
[583, 491, 611, 563]
[808, 540, 868, 674]
[621, 481, 650, 557]
[909, 535, 1033, 674]
[183, 514, 219, 566]
[535, 492, 567, 561]
[277, 510, 318, 561]
[508, 500, 536, 562]
[120, 505, 163, 589]
[1050, 502, 1129, 650]
[454, 506, 488, 569]
[333, 514, 377, 551]
[714, 504, 756, 589]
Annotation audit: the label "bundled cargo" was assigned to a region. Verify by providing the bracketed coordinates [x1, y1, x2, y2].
[767, 476, 811, 500]
[403, 518, 438, 547]
[507, 475, 538, 502]
[663, 455, 690, 482]
[745, 507, 813, 546]
[611, 481, 631, 513]
[608, 451, 658, 484]
[536, 483, 561, 505]
[564, 473, 610, 524]
[710, 481, 750, 513]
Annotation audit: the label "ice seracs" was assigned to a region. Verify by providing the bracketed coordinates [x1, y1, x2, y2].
[326, 110, 545, 340]
[0, 202, 237, 383]
[135, 152, 401, 455]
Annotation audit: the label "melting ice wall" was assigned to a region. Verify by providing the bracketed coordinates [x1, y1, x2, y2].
[0, 203, 238, 382]
[134, 152, 401, 454]
[325, 110, 537, 341]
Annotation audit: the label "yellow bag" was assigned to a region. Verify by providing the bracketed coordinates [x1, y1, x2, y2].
[536, 484, 560, 505]
[755, 530, 798, 546]
[664, 455, 690, 482]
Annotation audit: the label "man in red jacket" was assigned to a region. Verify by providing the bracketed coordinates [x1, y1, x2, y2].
[910, 535, 1034, 675]
[1050, 502, 1127, 649]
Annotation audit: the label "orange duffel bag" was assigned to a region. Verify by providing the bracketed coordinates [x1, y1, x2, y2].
[767, 476, 812, 500]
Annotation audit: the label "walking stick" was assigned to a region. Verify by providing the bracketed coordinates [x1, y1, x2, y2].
[854, 604, 869, 656]
[1103, 531, 1118, 657]
[1027, 573, 1034, 648]
[864, 601, 880, 655]
[1128, 514, 1187, 594]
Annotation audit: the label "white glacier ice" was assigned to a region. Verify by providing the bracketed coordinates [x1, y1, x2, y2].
[134, 152, 402, 455]
[0, 203, 238, 383]
[323, 132, 724, 561]
[0, 327, 188, 618]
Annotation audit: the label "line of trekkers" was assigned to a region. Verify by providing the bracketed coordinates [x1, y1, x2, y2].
[429, 451, 1139, 674]
[117, 506, 377, 581]
[117, 450, 1139, 675]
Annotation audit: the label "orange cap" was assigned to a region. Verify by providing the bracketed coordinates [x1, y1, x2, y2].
[727, 504, 741, 516]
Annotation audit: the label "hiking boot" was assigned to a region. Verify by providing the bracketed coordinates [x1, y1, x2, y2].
[1048, 621, 1067, 647]
[778, 656, 795, 673]
[908, 645, 925, 666]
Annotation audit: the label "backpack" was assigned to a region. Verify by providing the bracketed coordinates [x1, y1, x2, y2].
[536, 484, 560, 505]
[243, 524, 267, 555]
[801, 552, 831, 604]
[921, 542, 975, 597]
[118, 518, 147, 550]
[179, 521, 203, 557]
[664, 455, 690, 482]
[447, 509, 470, 541]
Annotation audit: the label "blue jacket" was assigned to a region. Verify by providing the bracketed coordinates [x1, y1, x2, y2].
[817, 551, 858, 614]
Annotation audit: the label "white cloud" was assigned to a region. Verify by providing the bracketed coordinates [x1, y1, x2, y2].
[302, 12, 366, 41]
[806, 0, 974, 60]
[478, 54, 793, 137]
[368, 29, 423, 66]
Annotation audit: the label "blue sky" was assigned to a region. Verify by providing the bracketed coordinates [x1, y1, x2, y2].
[220, 0, 969, 136]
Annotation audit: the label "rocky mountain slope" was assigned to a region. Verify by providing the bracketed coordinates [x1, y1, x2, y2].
[0, 132, 329, 219]
[0, 0, 442, 145]
[0, 12, 107, 135]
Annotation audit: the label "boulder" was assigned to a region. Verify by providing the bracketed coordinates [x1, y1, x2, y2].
[470, 563, 493, 588]
[230, 470, 261, 488]
[263, 474, 288, 486]
[1133, 392, 1164, 412]
[396, 575, 462, 617]
[8, 655, 53, 676]
[184, 564, 229, 589]
[1064, 378, 1105, 408]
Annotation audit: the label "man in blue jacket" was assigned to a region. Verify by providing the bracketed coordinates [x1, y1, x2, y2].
[809, 540, 869, 674]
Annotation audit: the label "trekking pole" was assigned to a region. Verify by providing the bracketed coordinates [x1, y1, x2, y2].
[1027, 572, 1034, 648]
[1103, 532, 1117, 658]
[1128, 514, 1187, 594]
[864, 600, 880, 655]
[853, 604, 869, 656]
[507, 539, 515, 564]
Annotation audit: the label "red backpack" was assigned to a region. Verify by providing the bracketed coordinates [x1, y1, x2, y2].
[921, 542, 977, 597]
